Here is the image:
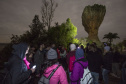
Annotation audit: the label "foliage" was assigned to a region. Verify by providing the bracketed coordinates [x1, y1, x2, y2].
[103, 32, 120, 46]
[0, 43, 13, 63]
[11, 15, 47, 45]
[73, 38, 79, 44]
[47, 18, 77, 48]
[41, 0, 58, 30]
[1, 15, 48, 63]
[77, 38, 88, 48]
[82, 4, 106, 45]
[122, 40, 126, 47]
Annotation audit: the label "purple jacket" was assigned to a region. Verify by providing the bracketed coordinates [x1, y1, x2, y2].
[70, 57, 88, 84]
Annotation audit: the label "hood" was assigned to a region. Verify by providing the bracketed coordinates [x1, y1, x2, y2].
[43, 64, 59, 77]
[76, 57, 88, 68]
[12, 43, 28, 60]
[75, 48, 84, 60]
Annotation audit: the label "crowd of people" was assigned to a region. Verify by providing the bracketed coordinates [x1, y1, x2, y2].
[4, 42, 126, 84]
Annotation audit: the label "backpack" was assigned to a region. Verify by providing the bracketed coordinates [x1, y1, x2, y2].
[78, 62, 93, 84]
[38, 65, 60, 84]
[69, 55, 75, 72]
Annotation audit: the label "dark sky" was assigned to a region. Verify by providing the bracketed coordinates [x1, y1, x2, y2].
[0, 0, 126, 43]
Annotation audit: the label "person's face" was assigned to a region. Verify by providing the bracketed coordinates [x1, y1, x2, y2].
[40, 44, 45, 49]
[62, 46, 64, 50]
[29, 53, 33, 58]
[46, 47, 50, 50]
[31, 47, 36, 51]
[52, 44, 55, 48]
[25, 47, 29, 55]
[42, 44, 45, 48]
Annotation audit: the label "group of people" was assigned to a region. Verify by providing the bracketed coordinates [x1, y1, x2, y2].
[4, 42, 126, 84]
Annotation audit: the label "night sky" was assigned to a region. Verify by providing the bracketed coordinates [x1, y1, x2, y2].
[0, 0, 126, 43]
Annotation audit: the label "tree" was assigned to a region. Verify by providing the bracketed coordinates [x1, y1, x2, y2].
[82, 4, 106, 46]
[47, 18, 77, 48]
[103, 32, 120, 46]
[11, 15, 47, 44]
[41, 0, 58, 30]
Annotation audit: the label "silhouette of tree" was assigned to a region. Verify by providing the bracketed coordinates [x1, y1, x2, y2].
[11, 15, 47, 44]
[41, 0, 58, 30]
[103, 32, 120, 46]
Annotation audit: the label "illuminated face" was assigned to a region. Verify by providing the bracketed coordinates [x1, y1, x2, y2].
[25, 47, 29, 55]
[40, 44, 45, 49]
[29, 53, 33, 58]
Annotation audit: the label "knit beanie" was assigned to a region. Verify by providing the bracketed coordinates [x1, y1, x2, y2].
[70, 44, 76, 51]
[47, 48, 57, 59]
[75, 48, 84, 60]
[104, 46, 110, 52]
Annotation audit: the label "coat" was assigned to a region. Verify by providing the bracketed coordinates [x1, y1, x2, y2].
[34, 49, 45, 74]
[103, 52, 113, 70]
[71, 57, 88, 84]
[7, 43, 32, 84]
[87, 51, 103, 73]
[43, 64, 68, 84]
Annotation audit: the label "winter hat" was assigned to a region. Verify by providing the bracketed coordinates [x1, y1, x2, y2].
[75, 48, 84, 60]
[47, 48, 57, 59]
[70, 44, 76, 51]
[104, 46, 110, 52]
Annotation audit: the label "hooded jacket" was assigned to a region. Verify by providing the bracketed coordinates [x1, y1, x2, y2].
[7, 43, 32, 84]
[70, 48, 88, 84]
[70, 57, 88, 84]
[43, 64, 68, 84]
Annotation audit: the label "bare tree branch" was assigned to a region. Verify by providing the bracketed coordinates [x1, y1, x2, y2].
[41, 0, 58, 30]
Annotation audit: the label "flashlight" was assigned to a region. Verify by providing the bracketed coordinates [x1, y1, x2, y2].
[32, 65, 36, 69]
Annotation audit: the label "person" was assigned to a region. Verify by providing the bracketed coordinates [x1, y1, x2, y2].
[26, 49, 35, 68]
[92, 42, 103, 82]
[121, 56, 126, 84]
[57, 45, 62, 59]
[70, 48, 88, 84]
[80, 45, 85, 53]
[51, 43, 57, 51]
[60, 46, 67, 58]
[59, 46, 67, 70]
[111, 47, 121, 78]
[86, 44, 103, 84]
[102, 45, 113, 84]
[66, 44, 76, 79]
[6, 43, 35, 84]
[85, 43, 90, 54]
[34, 43, 45, 77]
[40, 48, 68, 84]
[92, 42, 103, 55]
[120, 48, 126, 84]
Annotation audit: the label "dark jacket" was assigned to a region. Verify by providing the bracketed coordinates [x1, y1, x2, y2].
[113, 51, 121, 63]
[103, 52, 113, 71]
[87, 51, 103, 73]
[7, 43, 32, 84]
[34, 49, 45, 74]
